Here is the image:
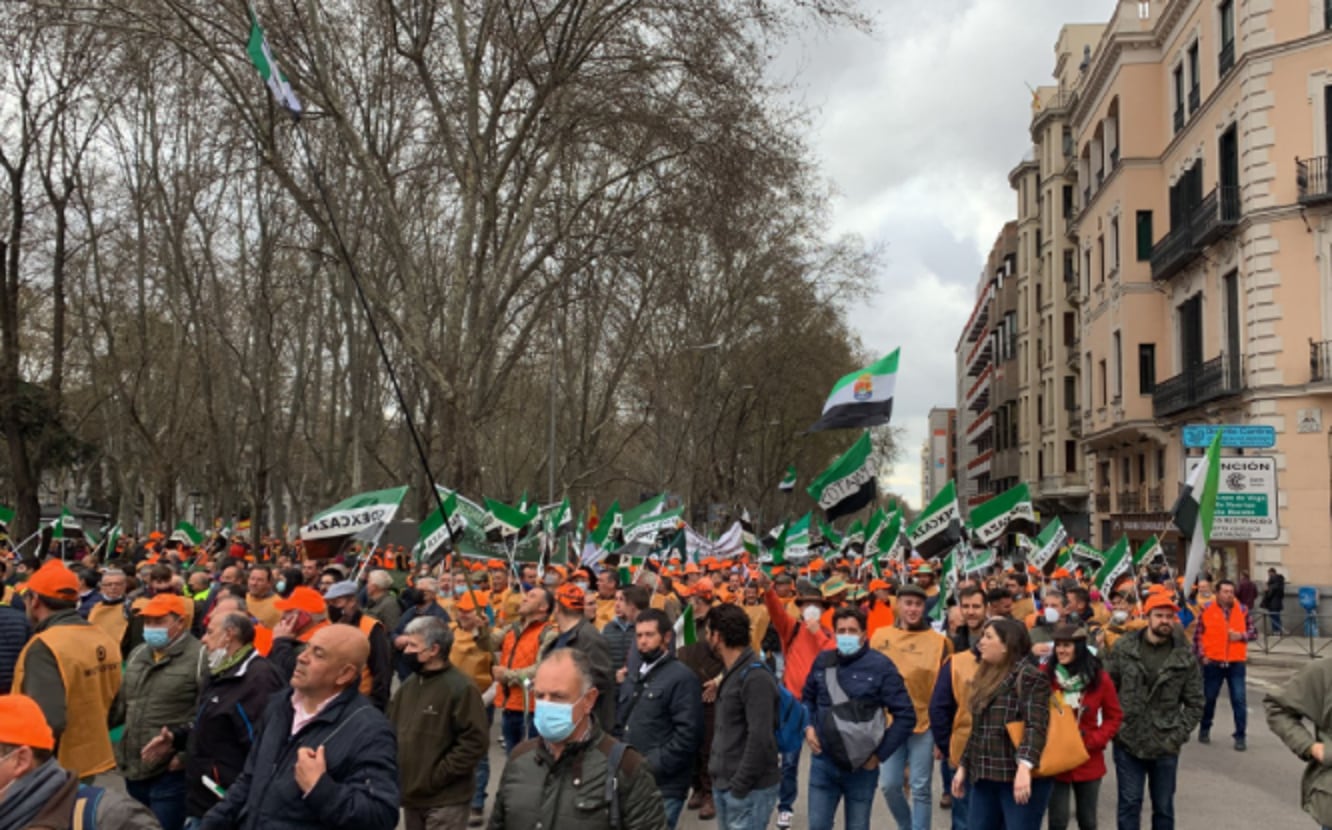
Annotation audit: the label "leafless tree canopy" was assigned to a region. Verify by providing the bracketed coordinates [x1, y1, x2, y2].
[0, 0, 892, 541]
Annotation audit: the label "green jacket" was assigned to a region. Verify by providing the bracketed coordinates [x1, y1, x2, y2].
[1104, 627, 1203, 759]
[489, 724, 666, 830]
[387, 662, 490, 808]
[1265, 656, 1332, 825]
[111, 632, 207, 781]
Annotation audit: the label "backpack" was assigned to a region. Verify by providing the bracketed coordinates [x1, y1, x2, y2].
[739, 661, 807, 755]
[74, 784, 104, 830]
[817, 659, 886, 771]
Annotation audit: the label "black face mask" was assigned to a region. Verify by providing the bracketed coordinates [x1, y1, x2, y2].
[638, 648, 665, 665]
[400, 588, 422, 607]
[402, 652, 426, 674]
[326, 605, 343, 623]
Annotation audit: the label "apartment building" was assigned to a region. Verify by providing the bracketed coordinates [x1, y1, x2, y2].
[956, 224, 1019, 518]
[1071, 0, 1332, 584]
[922, 407, 958, 507]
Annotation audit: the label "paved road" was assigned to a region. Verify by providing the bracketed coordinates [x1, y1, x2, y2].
[96, 659, 1316, 830]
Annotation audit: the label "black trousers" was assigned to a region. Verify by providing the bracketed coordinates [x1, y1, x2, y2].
[1047, 778, 1101, 830]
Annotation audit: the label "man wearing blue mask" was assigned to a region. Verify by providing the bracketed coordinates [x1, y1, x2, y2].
[490, 647, 666, 829]
[802, 605, 915, 830]
[109, 592, 205, 830]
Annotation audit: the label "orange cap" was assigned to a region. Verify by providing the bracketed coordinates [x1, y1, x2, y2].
[0, 694, 55, 750]
[810, 558, 826, 571]
[1052, 568, 1071, 579]
[141, 593, 189, 618]
[27, 560, 79, 602]
[456, 591, 488, 613]
[1147, 583, 1171, 595]
[487, 561, 506, 571]
[693, 577, 715, 600]
[1143, 593, 1179, 614]
[555, 582, 585, 611]
[684, 563, 701, 575]
[869, 579, 890, 592]
[274, 585, 327, 614]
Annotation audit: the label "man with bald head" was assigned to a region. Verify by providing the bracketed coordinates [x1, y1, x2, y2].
[197, 624, 399, 830]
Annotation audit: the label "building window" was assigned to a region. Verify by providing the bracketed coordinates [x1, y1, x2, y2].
[1113, 332, 1123, 400]
[1136, 210, 1153, 260]
[1137, 453, 1146, 485]
[1064, 250, 1076, 284]
[1326, 0, 1332, 30]
[1187, 41, 1200, 113]
[1099, 359, 1108, 405]
[1121, 457, 1131, 485]
[1219, 0, 1235, 77]
[1065, 440, 1078, 474]
[1063, 185, 1074, 219]
[1172, 64, 1185, 133]
[1062, 126, 1074, 158]
[1098, 236, 1105, 283]
[1139, 343, 1156, 394]
[1110, 216, 1120, 272]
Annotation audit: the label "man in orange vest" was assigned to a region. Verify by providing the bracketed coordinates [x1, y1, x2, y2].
[323, 581, 392, 710]
[11, 560, 123, 780]
[1194, 577, 1257, 750]
[493, 586, 553, 754]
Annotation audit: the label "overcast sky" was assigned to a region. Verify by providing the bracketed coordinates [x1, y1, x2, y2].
[775, 0, 1116, 507]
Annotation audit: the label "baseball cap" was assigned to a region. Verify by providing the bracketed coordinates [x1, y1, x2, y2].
[456, 591, 488, 613]
[27, 560, 79, 602]
[140, 593, 189, 618]
[0, 695, 55, 750]
[1143, 593, 1180, 614]
[896, 583, 927, 600]
[323, 581, 359, 601]
[274, 585, 327, 614]
[555, 582, 586, 611]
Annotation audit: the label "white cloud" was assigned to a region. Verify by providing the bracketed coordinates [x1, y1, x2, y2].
[777, 0, 1116, 508]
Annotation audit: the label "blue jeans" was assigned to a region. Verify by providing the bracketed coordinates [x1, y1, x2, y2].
[880, 731, 934, 830]
[126, 770, 187, 830]
[473, 705, 494, 808]
[1113, 743, 1179, 830]
[501, 708, 535, 756]
[966, 776, 1053, 830]
[778, 744, 801, 812]
[1201, 661, 1247, 738]
[713, 783, 779, 830]
[941, 760, 969, 830]
[807, 753, 877, 830]
[663, 796, 685, 830]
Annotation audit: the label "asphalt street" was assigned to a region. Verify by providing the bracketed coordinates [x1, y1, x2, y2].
[95, 658, 1316, 830]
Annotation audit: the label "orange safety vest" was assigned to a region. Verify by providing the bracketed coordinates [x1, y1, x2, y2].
[355, 615, 382, 696]
[449, 623, 495, 692]
[12, 622, 123, 778]
[865, 599, 895, 638]
[947, 651, 979, 766]
[1198, 601, 1248, 663]
[88, 601, 129, 645]
[499, 620, 548, 712]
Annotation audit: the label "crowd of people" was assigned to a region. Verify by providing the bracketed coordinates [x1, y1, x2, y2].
[0, 531, 1313, 830]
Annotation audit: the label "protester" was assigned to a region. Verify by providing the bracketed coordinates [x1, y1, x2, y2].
[1043, 622, 1122, 830]
[489, 648, 667, 830]
[1194, 578, 1257, 750]
[267, 585, 330, 681]
[708, 602, 781, 830]
[950, 585, 987, 653]
[389, 616, 489, 830]
[323, 580, 393, 710]
[929, 622, 981, 830]
[394, 578, 451, 678]
[618, 608, 704, 830]
[447, 590, 498, 824]
[12, 560, 124, 780]
[0, 589, 29, 691]
[803, 605, 916, 830]
[604, 583, 649, 684]
[111, 592, 206, 830]
[540, 582, 616, 733]
[870, 581, 951, 830]
[677, 580, 724, 821]
[494, 587, 554, 752]
[952, 617, 1051, 830]
[74, 567, 102, 619]
[1264, 654, 1332, 829]
[0, 693, 161, 830]
[1105, 592, 1203, 830]
[244, 566, 281, 628]
[196, 624, 399, 830]
[365, 568, 402, 631]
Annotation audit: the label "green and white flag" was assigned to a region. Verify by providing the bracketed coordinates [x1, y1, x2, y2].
[840, 519, 865, 553]
[783, 513, 813, 560]
[1133, 535, 1165, 568]
[546, 498, 574, 537]
[968, 483, 1036, 544]
[483, 498, 539, 539]
[778, 465, 798, 492]
[301, 486, 408, 541]
[908, 480, 962, 558]
[809, 349, 899, 432]
[964, 547, 998, 575]
[807, 432, 877, 522]
[0, 505, 13, 529]
[928, 547, 962, 624]
[1094, 536, 1133, 593]
[1174, 431, 1223, 590]
[246, 5, 302, 114]
[1069, 542, 1104, 572]
[171, 521, 205, 547]
[624, 506, 684, 544]
[413, 490, 460, 562]
[583, 501, 623, 563]
[674, 602, 697, 646]
[103, 523, 123, 555]
[51, 508, 79, 540]
[818, 518, 842, 550]
[1027, 518, 1068, 569]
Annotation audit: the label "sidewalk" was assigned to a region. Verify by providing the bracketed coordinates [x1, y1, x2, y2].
[1248, 629, 1332, 669]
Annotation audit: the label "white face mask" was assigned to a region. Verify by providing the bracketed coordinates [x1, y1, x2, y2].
[802, 604, 822, 624]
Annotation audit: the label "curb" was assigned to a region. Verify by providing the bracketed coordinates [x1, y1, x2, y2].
[1249, 652, 1322, 671]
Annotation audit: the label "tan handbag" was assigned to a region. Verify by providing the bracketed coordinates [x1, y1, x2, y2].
[1006, 689, 1090, 777]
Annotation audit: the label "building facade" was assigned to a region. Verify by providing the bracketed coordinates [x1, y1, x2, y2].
[922, 407, 958, 507]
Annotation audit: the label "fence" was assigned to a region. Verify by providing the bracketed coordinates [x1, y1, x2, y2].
[1252, 608, 1332, 659]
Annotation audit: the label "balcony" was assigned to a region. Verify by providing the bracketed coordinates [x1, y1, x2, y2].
[1109, 147, 1120, 169]
[1188, 84, 1200, 114]
[1152, 353, 1243, 418]
[1311, 339, 1332, 383]
[1069, 407, 1082, 438]
[1151, 187, 1242, 280]
[1191, 186, 1241, 248]
[1219, 40, 1235, 78]
[1094, 492, 1111, 513]
[1116, 491, 1142, 513]
[1173, 107, 1184, 134]
[1298, 157, 1332, 205]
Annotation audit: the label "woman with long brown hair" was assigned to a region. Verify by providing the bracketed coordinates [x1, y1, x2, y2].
[950, 617, 1052, 829]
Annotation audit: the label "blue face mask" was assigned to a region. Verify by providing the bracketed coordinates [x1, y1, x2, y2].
[143, 626, 171, 650]
[835, 634, 862, 657]
[454, 585, 468, 597]
[275, 580, 287, 594]
[533, 694, 585, 742]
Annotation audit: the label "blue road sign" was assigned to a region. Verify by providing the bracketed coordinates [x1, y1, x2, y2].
[1181, 424, 1276, 449]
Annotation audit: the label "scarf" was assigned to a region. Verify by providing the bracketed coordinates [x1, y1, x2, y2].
[212, 644, 255, 676]
[0, 759, 69, 830]
[1055, 664, 1087, 709]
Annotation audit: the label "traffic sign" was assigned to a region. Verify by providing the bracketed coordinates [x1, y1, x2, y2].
[1182, 424, 1276, 449]
[1184, 455, 1279, 540]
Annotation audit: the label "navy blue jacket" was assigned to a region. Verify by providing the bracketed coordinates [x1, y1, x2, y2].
[0, 604, 31, 691]
[198, 685, 398, 830]
[617, 654, 704, 799]
[801, 644, 916, 762]
[929, 653, 962, 757]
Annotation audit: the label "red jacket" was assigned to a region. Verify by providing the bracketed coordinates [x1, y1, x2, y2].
[763, 588, 834, 697]
[1048, 668, 1123, 782]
